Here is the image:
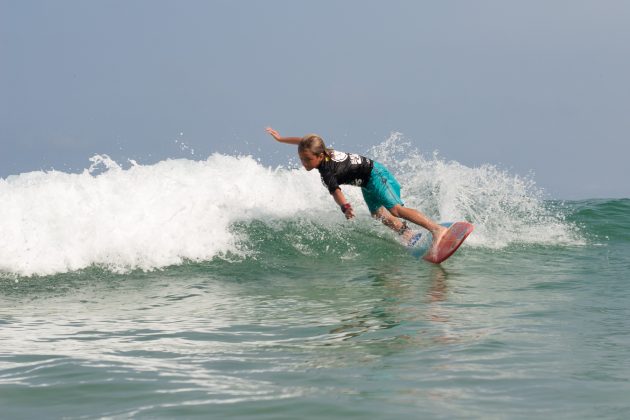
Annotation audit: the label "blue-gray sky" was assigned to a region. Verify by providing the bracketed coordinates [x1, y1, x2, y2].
[2, 0, 629, 199]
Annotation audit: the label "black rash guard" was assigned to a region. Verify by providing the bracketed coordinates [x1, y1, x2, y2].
[317, 150, 374, 194]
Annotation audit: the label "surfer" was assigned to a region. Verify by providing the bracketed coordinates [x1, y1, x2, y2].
[266, 127, 447, 256]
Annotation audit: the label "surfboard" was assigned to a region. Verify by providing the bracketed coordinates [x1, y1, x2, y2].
[407, 222, 474, 264]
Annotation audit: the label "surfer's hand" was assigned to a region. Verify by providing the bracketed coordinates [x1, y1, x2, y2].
[265, 127, 282, 141]
[340, 203, 354, 219]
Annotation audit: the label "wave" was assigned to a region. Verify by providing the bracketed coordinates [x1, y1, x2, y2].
[564, 198, 630, 243]
[0, 135, 583, 277]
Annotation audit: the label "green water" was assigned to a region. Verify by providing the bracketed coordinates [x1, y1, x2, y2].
[1, 199, 629, 419]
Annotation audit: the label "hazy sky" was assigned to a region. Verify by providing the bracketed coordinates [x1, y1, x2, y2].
[2, 0, 629, 199]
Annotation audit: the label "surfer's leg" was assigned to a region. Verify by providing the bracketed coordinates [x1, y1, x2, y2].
[373, 207, 404, 230]
[372, 207, 415, 242]
[388, 205, 447, 251]
[363, 162, 441, 244]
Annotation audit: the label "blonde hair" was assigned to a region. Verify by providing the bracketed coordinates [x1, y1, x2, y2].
[298, 134, 333, 158]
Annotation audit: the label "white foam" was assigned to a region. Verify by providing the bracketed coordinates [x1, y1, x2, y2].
[0, 154, 334, 277]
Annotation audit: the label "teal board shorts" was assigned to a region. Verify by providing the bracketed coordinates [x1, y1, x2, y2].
[361, 162, 404, 213]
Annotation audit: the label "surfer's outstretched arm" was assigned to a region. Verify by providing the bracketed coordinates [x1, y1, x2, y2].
[266, 127, 301, 145]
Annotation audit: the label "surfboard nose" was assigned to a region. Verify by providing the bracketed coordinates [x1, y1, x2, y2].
[423, 222, 474, 264]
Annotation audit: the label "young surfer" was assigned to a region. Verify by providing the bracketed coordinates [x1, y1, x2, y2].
[266, 127, 447, 256]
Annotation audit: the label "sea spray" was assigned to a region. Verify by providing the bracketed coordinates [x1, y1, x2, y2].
[370, 133, 582, 248]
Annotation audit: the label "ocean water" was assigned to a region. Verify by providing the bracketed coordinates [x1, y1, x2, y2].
[1, 140, 629, 419]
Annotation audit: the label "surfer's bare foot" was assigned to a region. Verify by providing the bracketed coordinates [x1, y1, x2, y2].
[427, 226, 448, 257]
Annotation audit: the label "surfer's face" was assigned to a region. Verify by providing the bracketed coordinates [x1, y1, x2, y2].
[298, 150, 324, 171]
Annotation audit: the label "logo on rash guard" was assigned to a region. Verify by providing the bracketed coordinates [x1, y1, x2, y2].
[349, 154, 362, 164]
[331, 151, 348, 162]
[331, 151, 362, 165]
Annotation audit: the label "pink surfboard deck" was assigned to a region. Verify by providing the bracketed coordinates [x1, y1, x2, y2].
[423, 221, 474, 264]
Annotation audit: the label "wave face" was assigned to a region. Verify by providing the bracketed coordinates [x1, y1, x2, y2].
[0, 136, 584, 277]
